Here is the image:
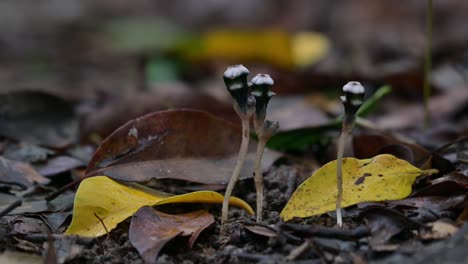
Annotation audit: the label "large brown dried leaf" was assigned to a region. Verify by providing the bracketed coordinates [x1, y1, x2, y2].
[129, 206, 214, 263]
[0, 157, 49, 188]
[86, 109, 279, 184]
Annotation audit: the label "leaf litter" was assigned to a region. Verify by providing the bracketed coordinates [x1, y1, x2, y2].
[0, 5, 468, 263]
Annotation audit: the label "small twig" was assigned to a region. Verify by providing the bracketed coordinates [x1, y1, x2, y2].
[285, 239, 311, 261]
[43, 232, 58, 264]
[94, 212, 109, 240]
[243, 220, 302, 242]
[279, 223, 370, 241]
[0, 199, 23, 218]
[0, 186, 39, 217]
[0, 180, 28, 190]
[45, 177, 85, 202]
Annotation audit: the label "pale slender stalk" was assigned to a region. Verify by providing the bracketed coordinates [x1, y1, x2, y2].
[221, 118, 250, 225]
[336, 119, 354, 228]
[254, 138, 267, 222]
[335, 131, 346, 228]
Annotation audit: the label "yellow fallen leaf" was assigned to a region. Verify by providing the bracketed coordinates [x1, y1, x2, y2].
[292, 32, 330, 68]
[183, 30, 329, 69]
[281, 154, 438, 221]
[65, 176, 253, 237]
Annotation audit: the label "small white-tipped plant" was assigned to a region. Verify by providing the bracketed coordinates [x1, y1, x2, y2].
[251, 74, 278, 222]
[221, 65, 256, 226]
[336, 81, 365, 228]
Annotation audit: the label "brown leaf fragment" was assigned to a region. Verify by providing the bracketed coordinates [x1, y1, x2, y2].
[362, 207, 420, 246]
[388, 195, 465, 212]
[0, 157, 49, 188]
[353, 134, 432, 169]
[244, 224, 277, 238]
[129, 206, 214, 263]
[36, 156, 85, 177]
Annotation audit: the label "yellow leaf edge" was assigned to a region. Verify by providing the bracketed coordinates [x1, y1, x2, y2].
[65, 176, 254, 237]
[280, 154, 438, 221]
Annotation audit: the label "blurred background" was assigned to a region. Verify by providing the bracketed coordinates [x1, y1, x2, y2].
[1, 0, 467, 142]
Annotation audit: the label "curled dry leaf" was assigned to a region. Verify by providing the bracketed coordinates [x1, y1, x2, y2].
[0, 157, 49, 188]
[353, 134, 432, 169]
[65, 176, 253, 237]
[411, 173, 467, 197]
[280, 154, 438, 221]
[86, 109, 279, 185]
[361, 207, 420, 246]
[129, 206, 214, 263]
[0, 91, 78, 148]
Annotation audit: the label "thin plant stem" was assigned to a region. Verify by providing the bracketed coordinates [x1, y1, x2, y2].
[221, 118, 251, 226]
[254, 138, 267, 222]
[424, 0, 433, 127]
[335, 131, 346, 228]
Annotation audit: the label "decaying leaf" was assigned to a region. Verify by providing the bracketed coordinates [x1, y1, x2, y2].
[0, 157, 50, 188]
[0, 192, 74, 216]
[361, 207, 419, 246]
[36, 156, 85, 177]
[129, 207, 214, 263]
[280, 154, 438, 221]
[0, 91, 78, 148]
[65, 176, 253, 237]
[86, 109, 279, 185]
[353, 134, 432, 169]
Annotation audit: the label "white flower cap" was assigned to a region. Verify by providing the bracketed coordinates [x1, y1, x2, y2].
[343, 81, 365, 94]
[251, 74, 274, 86]
[223, 65, 249, 79]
